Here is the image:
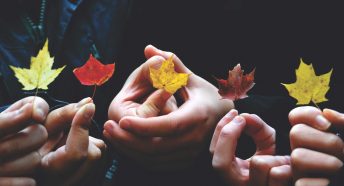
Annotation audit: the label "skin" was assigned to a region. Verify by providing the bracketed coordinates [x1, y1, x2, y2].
[210, 109, 292, 186]
[0, 96, 49, 186]
[0, 97, 106, 186]
[289, 106, 344, 185]
[38, 98, 106, 186]
[104, 45, 234, 170]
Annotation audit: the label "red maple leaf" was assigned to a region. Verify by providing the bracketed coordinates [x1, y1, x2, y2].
[215, 64, 255, 101]
[73, 54, 115, 97]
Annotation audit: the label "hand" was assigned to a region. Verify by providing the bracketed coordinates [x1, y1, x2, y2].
[104, 45, 234, 170]
[0, 96, 49, 186]
[210, 109, 291, 186]
[37, 98, 106, 186]
[289, 106, 344, 186]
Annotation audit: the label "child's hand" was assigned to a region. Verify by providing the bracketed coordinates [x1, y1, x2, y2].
[38, 98, 106, 186]
[210, 110, 291, 186]
[105, 45, 234, 170]
[289, 106, 344, 186]
[0, 96, 49, 186]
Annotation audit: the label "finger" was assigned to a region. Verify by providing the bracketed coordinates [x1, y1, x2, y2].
[241, 114, 276, 155]
[159, 95, 178, 115]
[144, 45, 192, 74]
[0, 151, 41, 176]
[209, 109, 238, 154]
[0, 124, 47, 160]
[291, 148, 343, 179]
[65, 103, 94, 162]
[38, 132, 64, 157]
[212, 116, 246, 172]
[41, 103, 95, 172]
[119, 100, 207, 137]
[0, 177, 36, 186]
[323, 108, 344, 129]
[249, 155, 290, 186]
[62, 142, 103, 186]
[89, 136, 106, 151]
[295, 178, 330, 186]
[107, 56, 166, 121]
[45, 97, 92, 134]
[104, 120, 201, 156]
[136, 89, 172, 118]
[2, 96, 49, 123]
[289, 106, 331, 130]
[290, 124, 344, 160]
[269, 165, 292, 186]
[0, 102, 46, 139]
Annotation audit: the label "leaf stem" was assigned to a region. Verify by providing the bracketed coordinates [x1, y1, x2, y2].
[312, 99, 321, 110]
[92, 85, 97, 99]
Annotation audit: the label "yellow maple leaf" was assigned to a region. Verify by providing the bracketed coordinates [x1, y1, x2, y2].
[282, 58, 333, 105]
[10, 40, 66, 90]
[149, 55, 190, 94]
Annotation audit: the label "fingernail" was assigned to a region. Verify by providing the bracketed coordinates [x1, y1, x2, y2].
[231, 116, 244, 125]
[104, 121, 114, 132]
[36, 107, 46, 120]
[225, 110, 236, 118]
[315, 115, 331, 130]
[76, 97, 92, 109]
[81, 103, 95, 119]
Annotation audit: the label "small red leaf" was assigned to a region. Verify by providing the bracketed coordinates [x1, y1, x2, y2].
[216, 64, 255, 101]
[73, 54, 115, 86]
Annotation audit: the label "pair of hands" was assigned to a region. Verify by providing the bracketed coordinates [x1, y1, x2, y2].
[210, 109, 291, 186]
[210, 106, 344, 186]
[0, 96, 105, 186]
[104, 45, 234, 170]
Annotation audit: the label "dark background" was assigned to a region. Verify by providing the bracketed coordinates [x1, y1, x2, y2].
[118, 0, 344, 111]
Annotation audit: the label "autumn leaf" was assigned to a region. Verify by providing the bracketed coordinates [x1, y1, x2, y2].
[10, 40, 65, 90]
[73, 54, 115, 97]
[215, 64, 255, 101]
[149, 55, 190, 94]
[282, 58, 332, 105]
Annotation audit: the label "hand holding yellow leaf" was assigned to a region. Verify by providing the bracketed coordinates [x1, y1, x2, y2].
[149, 55, 189, 94]
[10, 40, 65, 90]
[282, 59, 332, 105]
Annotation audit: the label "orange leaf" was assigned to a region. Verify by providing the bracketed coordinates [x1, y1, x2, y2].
[216, 64, 255, 101]
[73, 54, 115, 86]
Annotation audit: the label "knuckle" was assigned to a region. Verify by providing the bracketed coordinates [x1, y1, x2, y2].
[88, 148, 102, 161]
[290, 124, 306, 141]
[212, 157, 227, 171]
[68, 151, 88, 163]
[291, 148, 306, 168]
[250, 156, 268, 168]
[33, 124, 48, 142]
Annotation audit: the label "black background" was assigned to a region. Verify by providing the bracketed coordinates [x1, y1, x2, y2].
[118, 0, 344, 111]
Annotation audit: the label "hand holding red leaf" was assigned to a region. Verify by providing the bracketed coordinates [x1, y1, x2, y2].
[216, 64, 255, 101]
[73, 54, 115, 98]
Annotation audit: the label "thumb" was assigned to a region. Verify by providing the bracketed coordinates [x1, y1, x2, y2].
[65, 103, 94, 156]
[144, 45, 192, 74]
[136, 89, 172, 118]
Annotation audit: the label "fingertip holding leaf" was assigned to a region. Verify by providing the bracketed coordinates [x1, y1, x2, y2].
[73, 54, 115, 86]
[282, 58, 332, 105]
[9, 39, 66, 90]
[149, 55, 190, 94]
[216, 64, 255, 101]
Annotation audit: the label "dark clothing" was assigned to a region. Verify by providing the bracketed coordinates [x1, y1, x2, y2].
[1, 0, 343, 185]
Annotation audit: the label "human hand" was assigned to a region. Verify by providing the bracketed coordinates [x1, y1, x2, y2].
[210, 109, 291, 186]
[104, 45, 234, 170]
[289, 106, 344, 186]
[0, 96, 49, 186]
[37, 98, 106, 186]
